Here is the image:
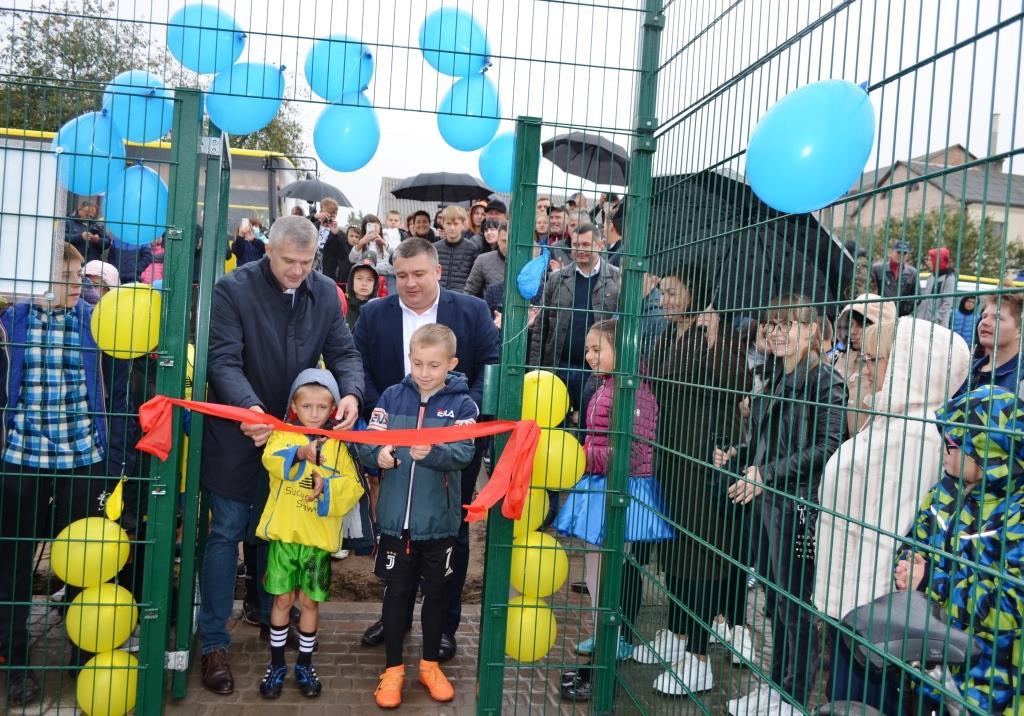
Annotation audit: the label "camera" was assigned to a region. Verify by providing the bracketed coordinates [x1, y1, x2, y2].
[87, 222, 103, 236]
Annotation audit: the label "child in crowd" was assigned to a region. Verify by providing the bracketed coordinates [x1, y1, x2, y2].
[893, 386, 1024, 716]
[433, 205, 482, 293]
[555, 320, 673, 673]
[256, 369, 364, 700]
[344, 263, 379, 329]
[358, 324, 478, 709]
[0, 242, 115, 706]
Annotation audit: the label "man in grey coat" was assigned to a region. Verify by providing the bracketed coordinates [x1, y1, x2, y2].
[528, 224, 620, 425]
[198, 216, 364, 696]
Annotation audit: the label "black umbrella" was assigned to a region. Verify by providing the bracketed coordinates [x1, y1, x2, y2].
[390, 172, 494, 203]
[280, 178, 352, 206]
[646, 169, 853, 315]
[541, 132, 630, 186]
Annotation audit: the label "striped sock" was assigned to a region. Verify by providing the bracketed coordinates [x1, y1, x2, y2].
[269, 623, 289, 667]
[298, 629, 317, 667]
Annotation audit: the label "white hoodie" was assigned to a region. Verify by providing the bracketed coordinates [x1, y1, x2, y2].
[814, 317, 971, 619]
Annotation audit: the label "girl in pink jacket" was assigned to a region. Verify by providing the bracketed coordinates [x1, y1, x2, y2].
[554, 319, 673, 660]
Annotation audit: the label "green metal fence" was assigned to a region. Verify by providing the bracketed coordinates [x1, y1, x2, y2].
[0, 77, 212, 713]
[1, 1, 1022, 714]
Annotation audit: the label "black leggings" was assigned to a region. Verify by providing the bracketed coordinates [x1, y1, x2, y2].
[382, 578, 446, 667]
[620, 541, 654, 641]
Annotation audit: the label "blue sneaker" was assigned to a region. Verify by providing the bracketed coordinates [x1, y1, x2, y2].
[294, 663, 322, 698]
[258, 663, 288, 699]
[575, 636, 595, 656]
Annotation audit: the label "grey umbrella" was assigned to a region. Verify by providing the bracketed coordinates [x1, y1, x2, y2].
[390, 172, 494, 203]
[280, 178, 352, 206]
[541, 132, 630, 186]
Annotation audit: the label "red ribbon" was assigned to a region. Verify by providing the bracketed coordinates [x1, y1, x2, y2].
[136, 395, 540, 523]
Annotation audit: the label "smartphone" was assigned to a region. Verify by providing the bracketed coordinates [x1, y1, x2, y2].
[366, 224, 378, 236]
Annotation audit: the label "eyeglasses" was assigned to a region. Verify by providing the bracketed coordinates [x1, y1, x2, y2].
[858, 354, 885, 366]
[760, 320, 802, 334]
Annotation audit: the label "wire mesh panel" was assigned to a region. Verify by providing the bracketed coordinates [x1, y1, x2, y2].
[0, 73, 203, 714]
[2, 1, 1022, 714]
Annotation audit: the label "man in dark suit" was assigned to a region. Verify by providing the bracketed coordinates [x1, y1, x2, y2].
[353, 238, 499, 662]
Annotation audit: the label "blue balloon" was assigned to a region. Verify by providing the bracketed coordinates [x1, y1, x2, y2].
[438, 75, 500, 152]
[419, 8, 490, 77]
[746, 79, 875, 214]
[304, 34, 373, 102]
[104, 165, 169, 247]
[206, 63, 285, 135]
[479, 132, 515, 193]
[314, 94, 380, 172]
[53, 111, 126, 196]
[166, 3, 245, 74]
[102, 70, 174, 144]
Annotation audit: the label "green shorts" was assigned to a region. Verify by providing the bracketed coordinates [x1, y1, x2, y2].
[264, 541, 332, 602]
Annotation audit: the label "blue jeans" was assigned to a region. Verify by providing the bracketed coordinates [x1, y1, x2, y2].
[199, 491, 271, 654]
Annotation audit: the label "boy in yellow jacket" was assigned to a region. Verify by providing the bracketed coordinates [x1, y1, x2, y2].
[256, 368, 363, 699]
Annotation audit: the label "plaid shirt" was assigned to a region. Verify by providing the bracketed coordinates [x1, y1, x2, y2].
[3, 305, 103, 468]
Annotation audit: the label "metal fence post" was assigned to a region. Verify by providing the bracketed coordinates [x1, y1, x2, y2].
[169, 125, 230, 698]
[476, 115, 542, 715]
[591, 2, 665, 710]
[134, 87, 202, 715]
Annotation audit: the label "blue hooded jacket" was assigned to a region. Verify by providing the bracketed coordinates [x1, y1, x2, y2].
[906, 387, 1024, 713]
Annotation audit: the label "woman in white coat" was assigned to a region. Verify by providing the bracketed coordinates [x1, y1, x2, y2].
[814, 316, 970, 708]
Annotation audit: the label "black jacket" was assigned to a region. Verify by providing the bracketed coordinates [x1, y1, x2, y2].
[321, 231, 354, 286]
[201, 258, 365, 502]
[743, 356, 847, 495]
[870, 260, 919, 316]
[352, 288, 499, 416]
[433, 236, 482, 293]
[65, 216, 110, 262]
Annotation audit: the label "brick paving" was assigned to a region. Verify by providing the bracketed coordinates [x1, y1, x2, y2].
[9, 536, 805, 715]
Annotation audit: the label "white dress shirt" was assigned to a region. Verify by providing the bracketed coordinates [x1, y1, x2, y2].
[399, 288, 441, 374]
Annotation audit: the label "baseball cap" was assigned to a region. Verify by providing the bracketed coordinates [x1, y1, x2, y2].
[892, 241, 912, 254]
[485, 199, 507, 215]
[842, 293, 897, 326]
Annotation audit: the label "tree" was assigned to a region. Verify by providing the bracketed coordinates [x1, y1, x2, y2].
[0, 0, 306, 161]
[346, 210, 364, 226]
[229, 101, 307, 161]
[0, 0, 162, 131]
[874, 209, 1024, 278]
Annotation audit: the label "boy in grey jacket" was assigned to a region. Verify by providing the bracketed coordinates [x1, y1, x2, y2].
[358, 324, 478, 709]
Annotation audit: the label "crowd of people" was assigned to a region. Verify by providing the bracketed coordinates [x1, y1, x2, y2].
[0, 193, 1020, 713]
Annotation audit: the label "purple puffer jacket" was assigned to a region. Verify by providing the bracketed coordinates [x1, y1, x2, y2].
[584, 375, 658, 476]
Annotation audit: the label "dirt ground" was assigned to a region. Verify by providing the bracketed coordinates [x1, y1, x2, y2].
[328, 517, 487, 602]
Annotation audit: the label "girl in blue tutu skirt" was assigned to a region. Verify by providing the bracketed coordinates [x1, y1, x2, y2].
[553, 319, 674, 660]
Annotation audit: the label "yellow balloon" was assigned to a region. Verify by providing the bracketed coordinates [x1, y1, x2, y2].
[104, 479, 124, 521]
[90, 283, 162, 358]
[51, 518, 131, 588]
[185, 343, 195, 400]
[65, 583, 139, 653]
[521, 370, 570, 428]
[509, 531, 569, 598]
[505, 595, 557, 663]
[513, 487, 550, 539]
[179, 434, 190, 493]
[531, 429, 586, 490]
[224, 253, 237, 272]
[76, 650, 138, 716]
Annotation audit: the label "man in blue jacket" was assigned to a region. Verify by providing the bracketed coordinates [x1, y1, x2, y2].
[198, 215, 365, 696]
[353, 237, 499, 662]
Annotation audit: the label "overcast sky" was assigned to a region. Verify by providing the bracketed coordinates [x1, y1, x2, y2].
[11, 0, 1022, 214]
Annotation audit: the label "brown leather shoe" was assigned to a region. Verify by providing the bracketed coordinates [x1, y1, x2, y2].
[200, 648, 234, 695]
